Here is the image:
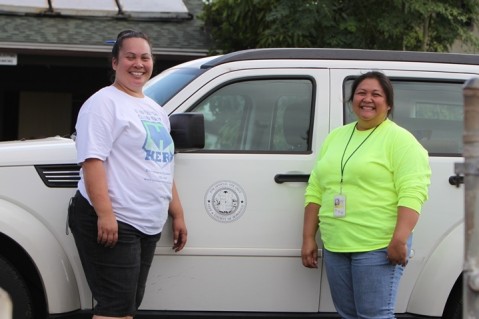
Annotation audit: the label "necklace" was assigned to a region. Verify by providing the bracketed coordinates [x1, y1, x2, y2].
[339, 122, 380, 193]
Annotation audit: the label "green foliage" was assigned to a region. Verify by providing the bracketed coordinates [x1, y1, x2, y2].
[199, 0, 479, 53]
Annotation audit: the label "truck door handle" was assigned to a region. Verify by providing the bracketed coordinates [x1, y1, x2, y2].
[449, 175, 464, 188]
[274, 174, 310, 184]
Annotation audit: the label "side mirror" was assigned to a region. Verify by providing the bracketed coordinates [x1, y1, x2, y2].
[169, 113, 205, 152]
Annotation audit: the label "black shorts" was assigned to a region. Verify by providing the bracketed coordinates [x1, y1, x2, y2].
[68, 191, 161, 316]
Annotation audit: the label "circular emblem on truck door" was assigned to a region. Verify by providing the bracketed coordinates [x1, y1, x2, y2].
[204, 180, 247, 223]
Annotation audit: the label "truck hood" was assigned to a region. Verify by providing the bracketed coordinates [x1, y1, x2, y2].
[0, 136, 77, 166]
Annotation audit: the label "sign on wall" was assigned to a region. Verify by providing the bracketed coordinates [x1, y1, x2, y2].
[0, 53, 17, 66]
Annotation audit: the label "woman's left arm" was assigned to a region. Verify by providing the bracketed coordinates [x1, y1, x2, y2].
[387, 206, 419, 266]
[389, 130, 431, 266]
[169, 181, 188, 252]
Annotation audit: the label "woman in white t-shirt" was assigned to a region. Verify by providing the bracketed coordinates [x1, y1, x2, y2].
[68, 30, 187, 319]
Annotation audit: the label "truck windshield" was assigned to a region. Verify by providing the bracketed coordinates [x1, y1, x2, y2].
[144, 67, 205, 106]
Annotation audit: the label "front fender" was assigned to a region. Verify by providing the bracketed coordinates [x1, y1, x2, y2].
[0, 199, 81, 313]
[408, 223, 463, 316]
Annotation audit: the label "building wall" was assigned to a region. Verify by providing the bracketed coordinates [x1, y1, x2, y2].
[0, 53, 180, 141]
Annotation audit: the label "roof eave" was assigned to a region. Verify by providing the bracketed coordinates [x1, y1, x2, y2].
[0, 41, 208, 58]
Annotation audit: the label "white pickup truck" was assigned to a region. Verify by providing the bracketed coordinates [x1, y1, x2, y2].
[0, 48, 474, 319]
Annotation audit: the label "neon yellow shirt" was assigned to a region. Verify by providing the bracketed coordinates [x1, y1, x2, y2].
[305, 119, 431, 252]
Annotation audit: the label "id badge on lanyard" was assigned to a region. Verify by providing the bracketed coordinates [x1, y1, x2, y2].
[336, 122, 379, 218]
[333, 194, 346, 217]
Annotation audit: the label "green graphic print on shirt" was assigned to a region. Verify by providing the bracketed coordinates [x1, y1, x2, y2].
[142, 121, 174, 164]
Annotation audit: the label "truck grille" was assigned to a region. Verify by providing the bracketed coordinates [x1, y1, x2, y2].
[35, 164, 81, 188]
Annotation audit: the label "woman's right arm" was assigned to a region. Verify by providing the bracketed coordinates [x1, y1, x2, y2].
[82, 158, 118, 247]
[301, 203, 320, 268]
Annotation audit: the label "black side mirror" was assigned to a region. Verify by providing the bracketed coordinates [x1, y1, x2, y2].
[169, 113, 205, 152]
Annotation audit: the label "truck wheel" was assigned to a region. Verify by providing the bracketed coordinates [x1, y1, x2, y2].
[0, 256, 33, 319]
[442, 279, 462, 319]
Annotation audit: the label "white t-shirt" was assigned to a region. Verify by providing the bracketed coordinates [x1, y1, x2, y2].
[75, 85, 174, 235]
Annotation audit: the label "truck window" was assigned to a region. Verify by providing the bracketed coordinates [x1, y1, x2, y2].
[144, 67, 205, 106]
[190, 78, 313, 153]
[344, 79, 463, 156]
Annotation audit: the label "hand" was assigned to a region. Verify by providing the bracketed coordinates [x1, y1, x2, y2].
[387, 238, 408, 266]
[301, 238, 319, 268]
[97, 214, 118, 248]
[171, 216, 187, 252]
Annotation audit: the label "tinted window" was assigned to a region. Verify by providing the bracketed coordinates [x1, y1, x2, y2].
[190, 78, 314, 152]
[144, 67, 204, 106]
[344, 79, 463, 156]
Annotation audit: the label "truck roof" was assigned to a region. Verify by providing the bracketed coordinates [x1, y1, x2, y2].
[201, 48, 479, 69]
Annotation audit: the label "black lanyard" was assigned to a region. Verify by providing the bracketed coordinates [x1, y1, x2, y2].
[339, 122, 380, 193]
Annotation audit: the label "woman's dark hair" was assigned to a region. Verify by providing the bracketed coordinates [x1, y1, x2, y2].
[111, 30, 152, 60]
[348, 71, 394, 114]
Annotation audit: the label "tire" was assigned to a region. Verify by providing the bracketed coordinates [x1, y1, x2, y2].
[0, 255, 33, 319]
[442, 279, 462, 319]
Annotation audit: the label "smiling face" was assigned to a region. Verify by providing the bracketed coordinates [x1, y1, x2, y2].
[352, 78, 391, 130]
[112, 37, 153, 97]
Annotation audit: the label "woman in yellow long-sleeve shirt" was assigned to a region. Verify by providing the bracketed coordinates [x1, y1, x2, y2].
[301, 71, 431, 319]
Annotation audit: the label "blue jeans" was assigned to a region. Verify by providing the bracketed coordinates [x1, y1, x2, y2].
[323, 237, 412, 319]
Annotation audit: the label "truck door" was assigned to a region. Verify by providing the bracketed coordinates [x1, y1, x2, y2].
[141, 68, 330, 312]
[329, 69, 467, 315]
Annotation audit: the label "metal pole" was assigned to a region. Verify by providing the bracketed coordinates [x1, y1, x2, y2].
[462, 78, 479, 318]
